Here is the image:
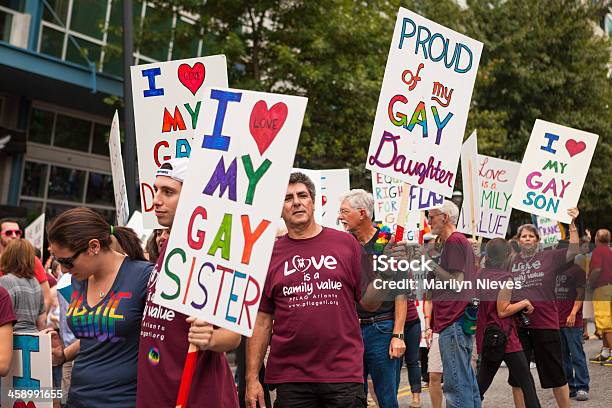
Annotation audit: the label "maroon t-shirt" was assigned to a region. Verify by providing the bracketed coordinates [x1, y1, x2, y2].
[406, 300, 419, 323]
[556, 264, 586, 328]
[0, 286, 16, 326]
[511, 248, 567, 329]
[591, 245, 612, 289]
[260, 227, 366, 383]
[136, 243, 239, 407]
[431, 231, 476, 333]
[475, 268, 522, 354]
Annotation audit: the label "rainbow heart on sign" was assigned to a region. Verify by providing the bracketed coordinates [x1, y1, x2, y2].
[177, 63, 205, 95]
[565, 139, 586, 157]
[249, 101, 288, 154]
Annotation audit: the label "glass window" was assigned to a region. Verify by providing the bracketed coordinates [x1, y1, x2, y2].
[65, 36, 101, 68]
[28, 108, 54, 144]
[0, 9, 13, 43]
[21, 162, 48, 198]
[91, 123, 110, 156]
[39, 25, 64, 59]
[172, 18, 199, 60]
[54, 113, 91, 151]
[43, 0, 69, 25]
[0, 1, 25, 12]
[47, 165, 86, 202]
[46, 202, 77, 221]
[139, 5, 172, 61]
[69, 0, 107, 39]
[96, 208, 116, 224]
[19, 200, 44, 226]
[86, 172, 114, 205]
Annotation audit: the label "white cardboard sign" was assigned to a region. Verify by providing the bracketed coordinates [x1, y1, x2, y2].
[459, 155, 520, 238]
[320, 169, 350, 230]
[366, 7, 483, 197]
[371, 171, 443, 228]
[24, 213, 45, 255]
[153, 87, 307, 336]
[131, 55, 229, 228]
[1, 333, 53, 408]
[109, 110, 130, 226]
[510, 119, 598, 223]
[537, 215, 563, 248]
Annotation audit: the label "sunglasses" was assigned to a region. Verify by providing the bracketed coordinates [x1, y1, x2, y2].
[2, 229, 22, 237]
[54, 248, 87, 269]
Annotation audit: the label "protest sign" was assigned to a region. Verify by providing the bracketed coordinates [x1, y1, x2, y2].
[153, 87, 307, 336]
[1, 333, 53, 408]
[458, 131, 480, 237]
[25, 213, 45, 255]
[109, 110, 129, 226]
[131, 55, 228, 228]
[371, 171, 443, 228]
[320, 169, 350, 230]
[510, 119, 599, 223]
[293, 168, 323, 223]
[126, 211, 153, 249]
[537, 215, 563, 248]
[366, 7, 483, 197]
[459, 155, 520, 238]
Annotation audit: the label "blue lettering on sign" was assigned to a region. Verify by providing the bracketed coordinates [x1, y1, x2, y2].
[203, 90, 242, 151]
[13, 335, 41, 389]
[540, 132, 559, 154]
[226, 271, 247, 323]
[397, 17, 474, 74]
[141, 68, 165, 97]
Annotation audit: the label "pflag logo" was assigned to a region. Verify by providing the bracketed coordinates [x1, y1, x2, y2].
[148, 347, 160, 366]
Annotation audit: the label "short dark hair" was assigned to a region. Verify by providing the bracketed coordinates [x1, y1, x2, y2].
[0, 218, 21, 230]
[484, 238, 511, 269]
[289, 172, 316, 201]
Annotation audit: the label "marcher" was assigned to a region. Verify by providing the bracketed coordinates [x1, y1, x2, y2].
[0, 285, 16, 376]
[423, 201, 481, 408]
[136, 158, 241, 408]
[245, 172, 393, 408]
[338, 189, 408, 408]
[0, 218, 51, 315]
[588, 228, 612, 366]
[46, 207, 152, 407]
[476, 238, 541, 408]
[509, 208, 580, 408]
[0, 239, 46, 332]
[556, 261, 590, 400]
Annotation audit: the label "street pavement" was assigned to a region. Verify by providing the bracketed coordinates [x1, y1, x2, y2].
[395, 337, 610, 407]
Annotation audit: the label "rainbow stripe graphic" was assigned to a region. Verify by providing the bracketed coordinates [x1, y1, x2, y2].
[66, 291, 132, 341]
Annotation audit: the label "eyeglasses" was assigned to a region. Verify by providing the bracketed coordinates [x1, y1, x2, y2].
[54, 248, 87, 269]
[427, 212, 444, 221]
[2, 229, 22, 237]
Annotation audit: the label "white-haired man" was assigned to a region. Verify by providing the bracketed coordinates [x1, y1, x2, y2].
[338, 189, 416, 408]
[423, 200, 480, 408]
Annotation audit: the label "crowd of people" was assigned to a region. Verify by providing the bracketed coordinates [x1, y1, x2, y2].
[0, 162, 610, 408]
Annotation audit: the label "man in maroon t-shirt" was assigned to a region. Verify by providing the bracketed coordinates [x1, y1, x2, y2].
[556, 263, 589, 400]
[136, 158, 240, 407]
[422, 201, 480, 408]
[588, 228, 612, 366]
[245, 173, 391, 408]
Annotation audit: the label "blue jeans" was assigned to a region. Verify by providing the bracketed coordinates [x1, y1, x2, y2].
[438, 319, 481, 408]
[402, 319, 422, 393]
[361, 319, 400, 408]
[559, 327, 590, 392]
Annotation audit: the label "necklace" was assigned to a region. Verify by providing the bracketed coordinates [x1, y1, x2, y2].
[520, 250, 538, 265]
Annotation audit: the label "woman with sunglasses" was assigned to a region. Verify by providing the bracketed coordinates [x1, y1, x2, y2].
[46, 207, 152, 408]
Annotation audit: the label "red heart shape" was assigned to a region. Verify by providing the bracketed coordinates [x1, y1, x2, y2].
[177, 63, 206, 96]
[13, 401, 36, 408]
[249, 101, 288, 154]
[565, 139, 586, 157]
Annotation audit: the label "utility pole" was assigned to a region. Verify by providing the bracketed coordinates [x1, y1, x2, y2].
[122, 0, 138, 216]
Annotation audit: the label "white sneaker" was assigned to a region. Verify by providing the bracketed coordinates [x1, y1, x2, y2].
[576, 390, 589, 401]
[529, 362, 536, 369]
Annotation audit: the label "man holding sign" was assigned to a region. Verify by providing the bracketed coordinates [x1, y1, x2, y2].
[246, 173, 395, 408]
[136, 158, 240, 407]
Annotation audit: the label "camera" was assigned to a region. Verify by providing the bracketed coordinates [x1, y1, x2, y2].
[518, 309, 531, 327]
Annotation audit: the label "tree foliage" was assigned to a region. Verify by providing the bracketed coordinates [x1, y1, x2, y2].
[136, 0, 612, 226]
